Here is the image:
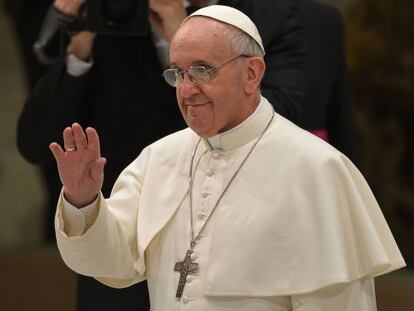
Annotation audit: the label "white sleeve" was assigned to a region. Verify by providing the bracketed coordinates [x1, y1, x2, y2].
[61, 194, 99, 236]
[66, 53, 93, 76]
[290, 278, 377, 310]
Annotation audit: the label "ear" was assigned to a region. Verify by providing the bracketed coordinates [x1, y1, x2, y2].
[243, 57, 266, 95]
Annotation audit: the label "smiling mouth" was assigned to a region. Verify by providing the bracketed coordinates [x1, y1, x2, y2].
[185, 101, 210, 107]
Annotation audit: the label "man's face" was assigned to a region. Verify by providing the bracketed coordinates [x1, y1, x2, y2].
[170, 18, 250, 138]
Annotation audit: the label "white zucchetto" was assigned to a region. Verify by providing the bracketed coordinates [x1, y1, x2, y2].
[186, 5, 265, 55]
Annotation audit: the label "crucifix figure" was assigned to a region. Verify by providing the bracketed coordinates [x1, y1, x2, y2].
[174, 249, 199, 298]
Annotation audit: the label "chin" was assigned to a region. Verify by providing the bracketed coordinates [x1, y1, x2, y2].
[191, 127, 206, 137]
[189, 125, 211, 138]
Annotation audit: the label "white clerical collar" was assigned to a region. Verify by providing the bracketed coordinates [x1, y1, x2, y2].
[203, 96, 275, 151]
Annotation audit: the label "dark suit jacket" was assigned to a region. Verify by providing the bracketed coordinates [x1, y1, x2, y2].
[220, 0, 306, 120]
[16, 1, 305, 310]
[299, 0, 354, 158]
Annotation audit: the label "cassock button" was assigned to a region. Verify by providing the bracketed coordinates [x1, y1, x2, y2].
[212, 152, 220, 159]
[207, 169, 215, 177]
[198, 212, 206, 219]
[182, 296, 189, 304]
[186, 275, 193, 283]
[293, 301, 301, 309]
[201, 192, 209, 198]
[190, 252, 197, 260]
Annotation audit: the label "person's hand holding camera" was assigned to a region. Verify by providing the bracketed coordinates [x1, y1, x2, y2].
[54, 0, 96, 61]
[149, 0, 187, 41]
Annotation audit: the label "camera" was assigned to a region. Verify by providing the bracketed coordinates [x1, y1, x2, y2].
[34, 0, 150, 64]
[60, 0, 150, 37]
[83, 0, 149, 36]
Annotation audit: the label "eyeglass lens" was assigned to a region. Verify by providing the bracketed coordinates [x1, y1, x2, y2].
[162, 55, 247, 87]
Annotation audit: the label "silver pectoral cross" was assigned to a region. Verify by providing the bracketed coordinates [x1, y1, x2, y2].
[174, 249, 199, 298]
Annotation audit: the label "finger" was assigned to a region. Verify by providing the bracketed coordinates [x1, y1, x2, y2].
[85, 127, 101, 154]
[149, 0, 158, 10]
[63, 126, 76, 151]
[49, 142, 65, 162]
[68, 0, 86, 16]
[54, 0, 63, 10]
[55, 0, 85, 16]
[72, 123, 88, 150]
[149, 0, 167, 13]
[55, 0, 75, 15]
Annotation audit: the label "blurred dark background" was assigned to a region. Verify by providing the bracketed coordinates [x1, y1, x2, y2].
[346, 0, 414, 268]
[0, 0, 412, 310]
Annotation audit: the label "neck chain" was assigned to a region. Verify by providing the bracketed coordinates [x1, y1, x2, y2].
[173, 112, 274, 298]
[189, 112, 275, 249]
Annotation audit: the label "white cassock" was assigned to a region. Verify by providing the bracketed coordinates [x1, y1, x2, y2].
[56, 97, 405, 311]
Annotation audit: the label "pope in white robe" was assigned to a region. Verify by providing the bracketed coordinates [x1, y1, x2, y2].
[50, 5, 405, 311]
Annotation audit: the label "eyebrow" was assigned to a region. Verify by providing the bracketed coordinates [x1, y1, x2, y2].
[169, 59, 213, 69]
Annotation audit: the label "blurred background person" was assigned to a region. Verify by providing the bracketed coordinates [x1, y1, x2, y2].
[299, 0, 354, 159]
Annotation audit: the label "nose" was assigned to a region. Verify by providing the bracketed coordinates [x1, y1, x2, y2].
[178, 72, 200, 98]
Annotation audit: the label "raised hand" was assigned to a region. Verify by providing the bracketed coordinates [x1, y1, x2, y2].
[49, 123, 106, 208]
[54, 0, 96, 61]
[149, 0, 187, 41]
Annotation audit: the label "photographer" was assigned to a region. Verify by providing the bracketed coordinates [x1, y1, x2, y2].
[17, 0, 305, 310]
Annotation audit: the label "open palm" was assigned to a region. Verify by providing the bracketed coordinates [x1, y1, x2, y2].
[50, 123, 106, 207]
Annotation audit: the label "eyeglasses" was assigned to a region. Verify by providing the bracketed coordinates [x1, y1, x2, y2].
[162, 54, 248, 87]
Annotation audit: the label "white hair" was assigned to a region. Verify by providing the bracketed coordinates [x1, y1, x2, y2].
[223, 23, 265, 57]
